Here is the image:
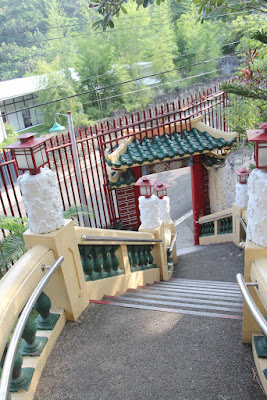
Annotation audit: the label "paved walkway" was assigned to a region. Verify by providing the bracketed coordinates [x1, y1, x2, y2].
[35, 243, 266, 400]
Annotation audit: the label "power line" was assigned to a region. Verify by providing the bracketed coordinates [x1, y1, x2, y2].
[0, 14, 170, 48]
[29, 40, 240, 93]
[0, 12, 169, 39]
[81, 69, 224, 106]
[1, 53, 238, 117]
[203, 10, 252, 18]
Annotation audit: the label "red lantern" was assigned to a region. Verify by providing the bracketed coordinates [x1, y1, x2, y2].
[154, 181, 170, 199]
[4, 133, 48, 175]
[235, 168, 250, 184]
[247, 123, 267, 169]
[135, 176, 157, 198]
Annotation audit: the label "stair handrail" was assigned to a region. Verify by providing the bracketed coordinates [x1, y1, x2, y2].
[237, 216, 247, 233]
[197, 211, 232, 224]
[168, 233, 177, 253]
[236, 273, 267, 338]
[0, 256, 64, 400]
[81, 235, 162, 244]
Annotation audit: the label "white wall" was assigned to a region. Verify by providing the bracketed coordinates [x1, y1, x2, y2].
[208, 147, 253, 213]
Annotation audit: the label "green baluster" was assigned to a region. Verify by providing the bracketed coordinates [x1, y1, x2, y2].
[10, 350, 34, 392]
[229, 217, 233, 233]
[210, 222, 213, 235]
[132, 246, 139, 270]
[85, 246, 95, 280]
[219, 220, 223, 234]
[148, 245, 156, 268]
[35, 292, 60, 330]
[80, 246, 90, 281]
[103, 245, 114, 277]
[20, 316, 47, 356]
[143, 246, 149, 269]
[138, 246, 145, 271]
[111, 245, 123, 275]
[128, 246, 136, 272]
[93, 246, 107, 280]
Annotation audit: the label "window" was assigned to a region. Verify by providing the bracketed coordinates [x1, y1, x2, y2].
[22, 109, 32, 128]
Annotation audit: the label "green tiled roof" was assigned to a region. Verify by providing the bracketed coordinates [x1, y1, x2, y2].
[105, 129, 236, 169]
[109, 169, 136, 188]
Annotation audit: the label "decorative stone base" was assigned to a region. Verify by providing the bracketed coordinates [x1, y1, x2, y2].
[18, 167, 64, 234]
[139, 194, 160, 229]
[235, 182, 248, 208]
[158, 196, 171, 223]
[247, 169, 267, 247]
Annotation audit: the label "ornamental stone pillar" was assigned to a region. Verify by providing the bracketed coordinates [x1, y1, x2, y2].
[18, 167, 65, 234]
[246, 169, 267, 247]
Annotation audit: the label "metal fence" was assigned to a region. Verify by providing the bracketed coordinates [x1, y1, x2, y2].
[0, 85, 228, 230]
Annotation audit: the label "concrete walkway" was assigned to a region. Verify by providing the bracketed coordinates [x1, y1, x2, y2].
[35, 243, 266, 400]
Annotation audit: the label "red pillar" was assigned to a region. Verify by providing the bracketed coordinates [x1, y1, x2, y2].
[191, 155, 205, 246]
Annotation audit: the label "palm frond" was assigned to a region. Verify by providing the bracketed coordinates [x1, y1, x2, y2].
[63, 204, 94, 220]
[250, 30, 267, 44]
[0, 216, 28, 235]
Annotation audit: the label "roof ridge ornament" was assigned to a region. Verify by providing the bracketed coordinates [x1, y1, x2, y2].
[105, 136, 133, 163]
[191, 114, 238, 141]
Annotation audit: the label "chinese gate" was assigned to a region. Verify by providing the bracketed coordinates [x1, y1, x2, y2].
[0, 86, 230, 242]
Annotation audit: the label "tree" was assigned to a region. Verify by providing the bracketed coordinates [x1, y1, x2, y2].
[89, 0, 267, 31]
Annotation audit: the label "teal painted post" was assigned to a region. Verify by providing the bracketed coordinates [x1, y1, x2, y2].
[35, 292, 60, 330]
[19, 316, 47, 356]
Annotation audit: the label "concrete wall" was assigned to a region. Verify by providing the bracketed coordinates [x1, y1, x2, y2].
[208, 146, 253, 213]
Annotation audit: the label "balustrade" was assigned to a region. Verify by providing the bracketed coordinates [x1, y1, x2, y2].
[79, 244, 124, 280]
[218, 217, 233, 234]
[200, 221, 215, 237]
[127, 245, 156, 272]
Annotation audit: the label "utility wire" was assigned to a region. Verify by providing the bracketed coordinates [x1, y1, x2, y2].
[203, 10, 251, 18]
[0, 15, 170, 47]
[81, 69, 223, 106]
[0, 12, 169, 38]
[1, 53, 238, 117]
[27, 40, 241, 93]
[0, 9, 250, 48]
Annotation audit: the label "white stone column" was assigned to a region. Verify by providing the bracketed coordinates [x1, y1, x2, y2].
[235, 182, 249, 208]
[18, 167, 65, 234]
[139, 194, 160, 229]
[247, 169, 267, 247]
[158, 196, 171, 223]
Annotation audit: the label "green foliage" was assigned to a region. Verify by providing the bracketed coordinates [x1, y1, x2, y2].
[34, 59, 89, 127]
[0, 216, 28, 278]
[224, 94, 265, 137]
[89, 0, 267, 30]
[221, 83, 267, 100]
[4, 123, 15, 137]
[62, 204, 94, 223]
[0, 205, 93, 278]
[174, 3, 221, 82]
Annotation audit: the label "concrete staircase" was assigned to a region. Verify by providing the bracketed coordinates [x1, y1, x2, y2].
[92, 278, 243, 320]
